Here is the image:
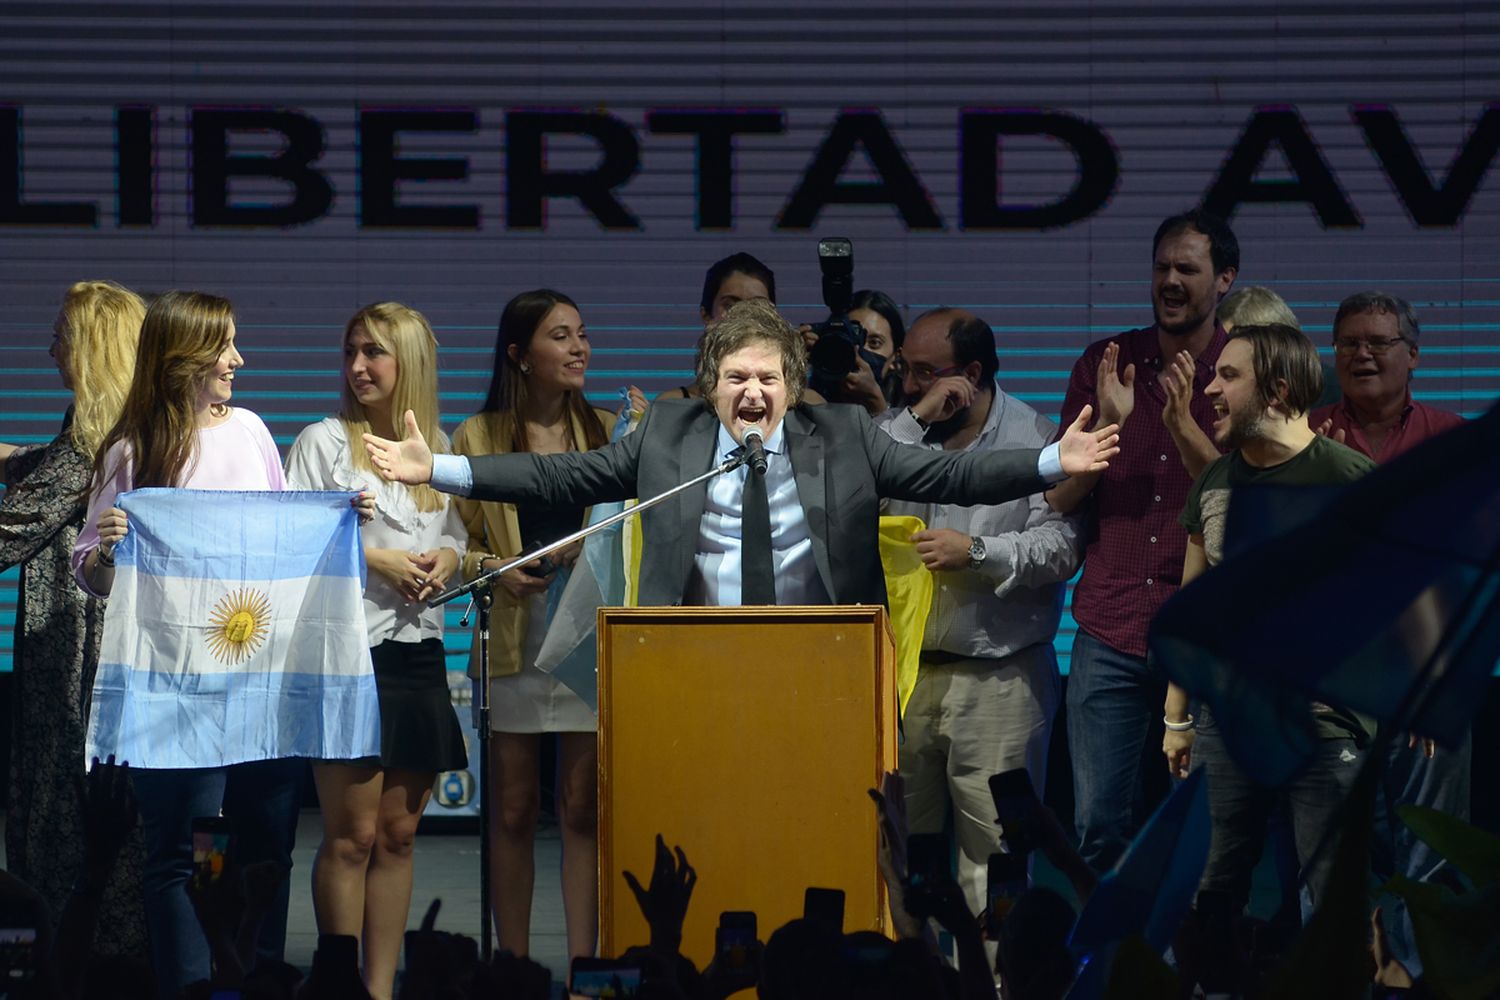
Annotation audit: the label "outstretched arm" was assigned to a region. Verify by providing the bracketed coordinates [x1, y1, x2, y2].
[364, 409, 435, 486]
[1056, 404, 1121, 477]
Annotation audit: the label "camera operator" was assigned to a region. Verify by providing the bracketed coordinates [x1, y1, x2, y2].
[802, 240, 900, 415]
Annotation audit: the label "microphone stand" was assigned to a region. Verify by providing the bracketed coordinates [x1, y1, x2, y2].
[426, 448, 752, 960]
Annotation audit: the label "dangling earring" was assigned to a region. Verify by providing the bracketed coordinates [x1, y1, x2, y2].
[519, 362, 532, 375]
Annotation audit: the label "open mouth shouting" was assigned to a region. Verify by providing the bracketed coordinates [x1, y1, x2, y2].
[736, 403, 768, 433]
[1157, 287, 1189, 316]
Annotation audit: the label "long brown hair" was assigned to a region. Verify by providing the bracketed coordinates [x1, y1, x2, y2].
[57, 280, 145, 460]
[479, 289, 607, 453]
[338, 302, 448, 513]
[93, 290, 235, 490]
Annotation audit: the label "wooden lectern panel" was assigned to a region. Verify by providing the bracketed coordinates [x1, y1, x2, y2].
[598, 606, 897, 968]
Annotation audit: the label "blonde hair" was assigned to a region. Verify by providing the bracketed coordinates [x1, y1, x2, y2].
[95, 290, 234, 490]
[339, 302, 448, 513]
[1217, 286, 1300, 333]
[57, 280, 145, 460]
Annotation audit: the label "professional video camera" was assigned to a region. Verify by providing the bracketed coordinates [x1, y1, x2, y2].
[806, 237, 888, 400]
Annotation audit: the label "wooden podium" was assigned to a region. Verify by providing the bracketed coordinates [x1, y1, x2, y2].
[597, 605, 898, 967]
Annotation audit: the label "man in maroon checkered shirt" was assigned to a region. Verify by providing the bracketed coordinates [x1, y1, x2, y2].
[1048, 208, 1239, 871]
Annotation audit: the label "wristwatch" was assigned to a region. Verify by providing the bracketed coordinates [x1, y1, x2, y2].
[967, 535, 986, 570]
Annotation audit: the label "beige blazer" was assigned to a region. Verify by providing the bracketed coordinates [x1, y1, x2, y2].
[450, 406, 614, 679]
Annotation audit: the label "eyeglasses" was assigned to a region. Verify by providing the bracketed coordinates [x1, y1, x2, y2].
[906, 363, 965, 386]
[1333, 336, 1408, 356]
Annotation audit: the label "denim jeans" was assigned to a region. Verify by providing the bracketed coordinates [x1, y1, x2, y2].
[1371, 730, 1471, 978]
[1065, 628, 1168, 873]
[1193, 706, 1364, 914]
[132, 758, 304, 1000]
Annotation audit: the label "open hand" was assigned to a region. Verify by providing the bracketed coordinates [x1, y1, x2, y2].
[622, 834, 697, 952]
[363, 409, 434, 485]
[79, 755, 138, 879]
[1095, 341, 1136, 428]
[1160, 350, 1196, 436]
[1057, 404, 1121, 476]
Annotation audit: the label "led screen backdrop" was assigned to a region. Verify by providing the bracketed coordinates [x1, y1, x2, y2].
[2, 0, 1498, 673]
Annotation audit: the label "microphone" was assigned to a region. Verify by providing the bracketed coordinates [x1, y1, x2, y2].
[742, 427, 768, 475]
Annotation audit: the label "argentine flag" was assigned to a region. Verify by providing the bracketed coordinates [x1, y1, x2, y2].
[86, 489, 381, 769]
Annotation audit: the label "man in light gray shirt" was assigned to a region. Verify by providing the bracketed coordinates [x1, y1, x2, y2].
[878, 308, 1082, 915]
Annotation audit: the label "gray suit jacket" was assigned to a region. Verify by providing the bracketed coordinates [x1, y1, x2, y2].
[465, 399, 1046, 607]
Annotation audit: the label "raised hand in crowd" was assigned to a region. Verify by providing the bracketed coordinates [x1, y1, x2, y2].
[622, 834, 698, 956]
[364, 410, 434, 486]
[397, 899, 480, 1000]
[486, 949, 553, 1000]
[78, 755, 136, 895]
[294, 934, 371, 1000]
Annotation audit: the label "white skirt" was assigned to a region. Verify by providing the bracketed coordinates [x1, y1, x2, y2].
[485, 590, 597, 734]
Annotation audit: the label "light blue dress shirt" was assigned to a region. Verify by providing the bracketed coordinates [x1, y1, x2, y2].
[684, 422, 830, 607]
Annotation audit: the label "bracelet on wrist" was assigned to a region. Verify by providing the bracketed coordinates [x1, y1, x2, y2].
[96, 545, 115, 568]
[1163, 715, 1195, 732]
[907, 406, 930, 431]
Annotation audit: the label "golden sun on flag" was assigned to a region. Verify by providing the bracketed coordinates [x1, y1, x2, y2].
[206, 589, 271, 664]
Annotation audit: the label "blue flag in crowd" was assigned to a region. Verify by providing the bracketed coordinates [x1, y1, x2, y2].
[86, 489, 381, 768]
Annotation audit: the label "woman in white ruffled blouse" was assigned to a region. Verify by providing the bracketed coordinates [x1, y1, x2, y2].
[285, 302, 466, 1000]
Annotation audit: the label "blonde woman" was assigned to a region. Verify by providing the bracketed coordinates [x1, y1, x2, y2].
[452, 288, 616, 962]
[285, 302, 466, 1000]
[0, 281, 145, 954]
[73, 291, 317, 999]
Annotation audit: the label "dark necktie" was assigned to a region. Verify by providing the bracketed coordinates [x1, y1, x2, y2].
[741, 465, 776, 605]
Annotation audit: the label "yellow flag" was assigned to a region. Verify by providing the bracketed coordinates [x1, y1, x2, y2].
[877, 515, 934, 714]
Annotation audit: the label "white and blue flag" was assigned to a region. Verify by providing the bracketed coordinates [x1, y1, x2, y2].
[86, 489, 381, 768]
